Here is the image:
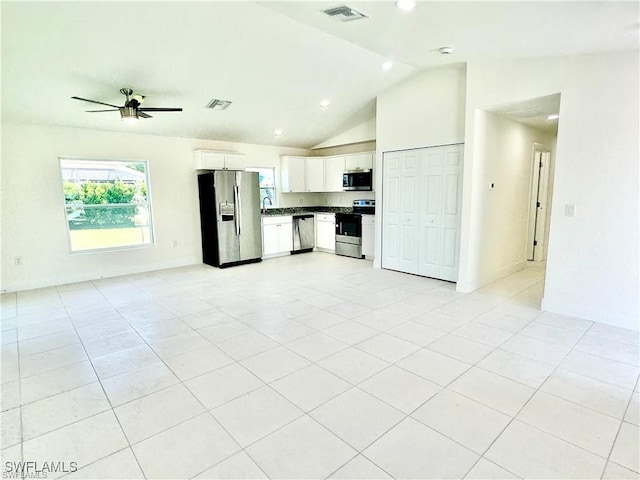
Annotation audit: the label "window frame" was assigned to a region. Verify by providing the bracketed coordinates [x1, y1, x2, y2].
[246, 167, 277, 209]
[59, 157, 156, 254]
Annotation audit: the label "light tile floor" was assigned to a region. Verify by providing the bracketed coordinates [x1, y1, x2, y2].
[1, 253, 639, 479]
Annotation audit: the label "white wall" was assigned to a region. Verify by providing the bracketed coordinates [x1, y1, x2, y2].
[376, 66, 467, 153]
[459, 52, 639, 330]
[0, 123, 308, 292]
[312, 118, 376, 149]
[470, 110, 554, 285]
[374, 66, 467, 267]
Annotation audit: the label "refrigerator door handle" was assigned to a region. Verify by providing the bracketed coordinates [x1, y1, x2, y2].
[234, 184, 241, 235]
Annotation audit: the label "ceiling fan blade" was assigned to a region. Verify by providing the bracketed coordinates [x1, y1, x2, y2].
[71, 96, 120, 108]
[138, 107, 183, 112]
[85, 109, 119, 112]
[138, 111, 152, 118]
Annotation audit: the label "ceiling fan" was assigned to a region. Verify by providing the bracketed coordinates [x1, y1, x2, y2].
[71, 88, 182, 122]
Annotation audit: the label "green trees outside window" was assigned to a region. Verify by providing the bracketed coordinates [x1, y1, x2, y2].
[60, 159, 154, 251]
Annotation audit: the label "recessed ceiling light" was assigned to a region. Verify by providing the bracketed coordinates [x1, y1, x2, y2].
[547, 114, 560, 120]
[273, 129, 284, 136]
[320, 100, 331, 108]
[381, 61, 393, 71]
[439, 47, 455, 55]
[396, 0, 416, 11]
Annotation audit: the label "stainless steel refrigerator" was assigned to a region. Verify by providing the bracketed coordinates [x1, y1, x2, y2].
[197, 171, 262, 268]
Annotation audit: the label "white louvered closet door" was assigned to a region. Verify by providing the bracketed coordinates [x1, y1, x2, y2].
[382, 144, 463, 282]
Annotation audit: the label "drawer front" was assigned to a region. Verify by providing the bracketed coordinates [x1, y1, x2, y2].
[262, 215, 293, 226]
[316, 213, 335, 222]
[361, 214, 375, 226]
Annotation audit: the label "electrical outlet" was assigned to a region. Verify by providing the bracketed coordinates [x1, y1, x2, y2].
[565, 204, 576, 217]
[299, 198, 304, 205]
[14, 256, 23, 265]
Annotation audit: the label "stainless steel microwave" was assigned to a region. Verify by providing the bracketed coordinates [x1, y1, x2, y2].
[343, 170, 372, 191]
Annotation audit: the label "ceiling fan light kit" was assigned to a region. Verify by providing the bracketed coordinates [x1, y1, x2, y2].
[71, 88, 182, 123]
[120, 106, 139, 123]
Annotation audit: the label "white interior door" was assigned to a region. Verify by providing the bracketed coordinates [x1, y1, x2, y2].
[418, 149, 443, 278]
[418, 145, 463, 281]
[383, 144, 463, 282]
[382, 150, 419, 274]
[439, 146, 464, 281]
[527, 147, 551, 262]
[527, 150, 542, 260]
[534, 151, 551, 261]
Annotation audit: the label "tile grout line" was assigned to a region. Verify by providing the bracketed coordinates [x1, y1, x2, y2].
[598, 373, 640, 479]
[54, 283, 150, 480]
[460, 317, 612, 479]
[6, 259, 636, 480]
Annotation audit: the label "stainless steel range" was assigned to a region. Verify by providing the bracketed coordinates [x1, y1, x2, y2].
[335, 199, 375, 259]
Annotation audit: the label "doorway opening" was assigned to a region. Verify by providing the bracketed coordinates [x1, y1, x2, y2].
[481, 93, 560, 296]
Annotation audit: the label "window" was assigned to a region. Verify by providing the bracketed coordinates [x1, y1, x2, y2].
[246, 167, 276, 208]
[60, 158, 154, 252]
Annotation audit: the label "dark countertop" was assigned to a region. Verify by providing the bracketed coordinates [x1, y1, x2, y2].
[261, 206, 352, 216]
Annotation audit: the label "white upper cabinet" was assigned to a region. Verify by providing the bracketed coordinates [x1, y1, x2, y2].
[324, 156, 345, 192]
[306, 157, 325, 192]
[194, 150, 246, 170]
[345, 152, 374, 171]
[281, 156, 307, 193]
[282, 151, 373, 193]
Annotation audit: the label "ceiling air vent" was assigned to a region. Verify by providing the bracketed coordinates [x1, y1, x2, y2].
[206, 99, 232, 110]
[323, 5, 368, 22]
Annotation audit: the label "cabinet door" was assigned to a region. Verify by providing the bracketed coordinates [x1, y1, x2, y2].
[262, 223, 280, 255]
[195, 151, 225, 170]
[357, 152, 374, 170]
[324, 156, 345, 192]
[361, 215, 375, 257]
[224, 153, 245, 170]
[281, 157, 307, 193]
[316, 215, 335, 250]
[345, 154, 359, 171]
[306, 158, 325, 192]
[345, 152, 374, 171]
[278, 222, 294, 252]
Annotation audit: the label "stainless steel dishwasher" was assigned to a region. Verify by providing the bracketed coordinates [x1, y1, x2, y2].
[292, 214, 315, 254]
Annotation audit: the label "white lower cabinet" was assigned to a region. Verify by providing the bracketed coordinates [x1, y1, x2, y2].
[262, 216, 293, 256]
[315, 213, 335, 252]
[361, 214, 375, 258]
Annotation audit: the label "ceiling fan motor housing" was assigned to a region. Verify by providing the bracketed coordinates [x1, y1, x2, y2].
[120, 106, 138, 120]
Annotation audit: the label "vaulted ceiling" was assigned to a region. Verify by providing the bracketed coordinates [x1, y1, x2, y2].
[2, 1, 637, 148]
